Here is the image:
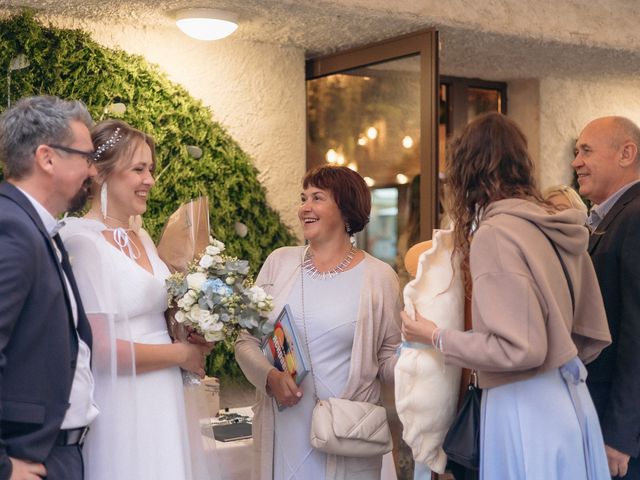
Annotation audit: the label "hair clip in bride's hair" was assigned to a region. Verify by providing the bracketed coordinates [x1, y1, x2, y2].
[94, 127, 123, 161]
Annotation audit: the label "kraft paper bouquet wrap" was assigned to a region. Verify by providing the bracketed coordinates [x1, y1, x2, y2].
[158, 197, 274, 355]
[155, 197, 230, 479]
[157, 196, 210, 275]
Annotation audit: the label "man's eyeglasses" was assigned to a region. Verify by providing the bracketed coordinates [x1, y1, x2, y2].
[47, 144, 96, 165]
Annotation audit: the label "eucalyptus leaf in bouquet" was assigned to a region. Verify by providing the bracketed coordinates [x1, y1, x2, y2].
[166, 237, 274, 344]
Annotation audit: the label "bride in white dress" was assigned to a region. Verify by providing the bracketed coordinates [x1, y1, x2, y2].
[61, 120, 219, 480]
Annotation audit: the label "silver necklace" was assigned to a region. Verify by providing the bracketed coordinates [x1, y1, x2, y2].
[303, 244, 357, 280]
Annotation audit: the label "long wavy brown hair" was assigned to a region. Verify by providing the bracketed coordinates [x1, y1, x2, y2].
[447, 112, 546, 286]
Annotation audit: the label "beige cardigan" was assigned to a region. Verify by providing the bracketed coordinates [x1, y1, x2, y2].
[235, 246, 402, 480]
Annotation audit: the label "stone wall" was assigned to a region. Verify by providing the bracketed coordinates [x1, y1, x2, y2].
[539, 76, 640, 189]
[507, 79, 540, 167]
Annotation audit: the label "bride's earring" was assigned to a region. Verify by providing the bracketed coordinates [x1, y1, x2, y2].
[100, 182, 108, 220]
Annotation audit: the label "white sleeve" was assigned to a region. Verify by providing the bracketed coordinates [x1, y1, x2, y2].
[63, 229, 140, 479]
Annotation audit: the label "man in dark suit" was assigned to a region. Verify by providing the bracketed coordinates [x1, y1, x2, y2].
[0, 97, 98, 479]
[573, 116, 640, 479]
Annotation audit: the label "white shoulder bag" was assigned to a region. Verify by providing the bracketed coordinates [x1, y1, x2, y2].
[301, 247, 393, 458]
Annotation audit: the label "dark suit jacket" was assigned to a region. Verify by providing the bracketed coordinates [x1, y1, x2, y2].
[0, 182, 92, 478]
[587, 181, 640, 459]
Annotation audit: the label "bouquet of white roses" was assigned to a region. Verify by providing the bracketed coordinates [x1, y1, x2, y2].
[166, 236, 274, 344]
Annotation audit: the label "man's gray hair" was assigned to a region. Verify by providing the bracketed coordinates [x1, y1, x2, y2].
[0, 96, 93, 179]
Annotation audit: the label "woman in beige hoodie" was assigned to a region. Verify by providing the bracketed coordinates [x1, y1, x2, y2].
[401, 113, 611, 479]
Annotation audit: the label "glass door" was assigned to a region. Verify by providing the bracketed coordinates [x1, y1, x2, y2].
[306, 30, 439, 277]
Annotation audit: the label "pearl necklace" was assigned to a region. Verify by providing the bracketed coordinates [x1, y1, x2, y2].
[303, 244, 357, 280]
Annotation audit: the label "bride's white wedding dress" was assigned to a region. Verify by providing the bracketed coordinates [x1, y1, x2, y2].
[62, 217, 219, 480]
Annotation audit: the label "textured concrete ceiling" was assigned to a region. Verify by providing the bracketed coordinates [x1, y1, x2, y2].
[2, 0, 639, 79]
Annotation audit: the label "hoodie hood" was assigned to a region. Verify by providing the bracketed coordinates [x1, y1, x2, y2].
[481, 198, 589, 256]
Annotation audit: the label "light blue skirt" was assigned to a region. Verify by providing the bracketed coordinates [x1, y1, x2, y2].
[480, 357, 610, 479]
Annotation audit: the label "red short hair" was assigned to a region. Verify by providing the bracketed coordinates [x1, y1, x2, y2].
[303, 165, 371, 234]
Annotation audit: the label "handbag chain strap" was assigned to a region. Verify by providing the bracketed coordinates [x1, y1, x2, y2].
[300, 246, 321, 403]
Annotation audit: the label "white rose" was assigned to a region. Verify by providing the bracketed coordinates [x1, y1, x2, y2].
[189, 304, 203, 322]
[211, 321, 224, 332]
[248, 286, 267, 303]
[199, 254, 214, 269]
[199, 316, 224, 341]
[174, 310, 186, 323]
[186, 272, 207, 291]
[226, 276, 235, 285]
[205, 240, 225, 255]
[205, 330, 225, 342]
[198, 309, 213, 326]
[185, 290, 198, 307]
[177, 290, 197, 309]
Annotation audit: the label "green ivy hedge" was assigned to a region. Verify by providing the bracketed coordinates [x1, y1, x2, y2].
[0, 12, 296, 379]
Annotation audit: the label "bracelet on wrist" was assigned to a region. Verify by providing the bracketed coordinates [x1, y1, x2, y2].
[437, 330, 444, 352]
[431, 327, 445, 352]
[431, 327, 440, 347]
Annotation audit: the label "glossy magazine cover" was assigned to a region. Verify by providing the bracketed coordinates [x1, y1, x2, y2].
[261, 304, 310, 394]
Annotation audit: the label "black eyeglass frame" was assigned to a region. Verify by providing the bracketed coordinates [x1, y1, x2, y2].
[47, 144, 97, 164]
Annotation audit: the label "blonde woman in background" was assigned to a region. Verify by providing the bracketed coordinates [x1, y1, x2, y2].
[543, 184, 588, 212]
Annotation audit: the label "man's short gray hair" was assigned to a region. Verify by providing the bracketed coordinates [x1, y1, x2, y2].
[0, 96, 93, 179]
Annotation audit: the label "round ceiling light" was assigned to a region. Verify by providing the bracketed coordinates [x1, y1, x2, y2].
[175, 8, 238, 41]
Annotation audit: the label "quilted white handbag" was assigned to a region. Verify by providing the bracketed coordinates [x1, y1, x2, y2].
[310, 397, 393, 457]
[299, 247, 392, 458]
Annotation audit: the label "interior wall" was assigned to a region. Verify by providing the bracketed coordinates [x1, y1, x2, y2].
[52, 18, 307, 239]
[538, 75, 640, 190]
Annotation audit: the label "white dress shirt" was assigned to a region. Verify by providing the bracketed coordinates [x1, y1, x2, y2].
[17, 187, 99, 428]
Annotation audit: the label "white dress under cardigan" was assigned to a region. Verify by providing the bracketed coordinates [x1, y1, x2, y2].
[273, 263, 364, 479]
[235, 246, 402, 480]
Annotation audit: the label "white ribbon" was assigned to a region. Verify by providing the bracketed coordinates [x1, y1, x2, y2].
[112, 227, 140, 260]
